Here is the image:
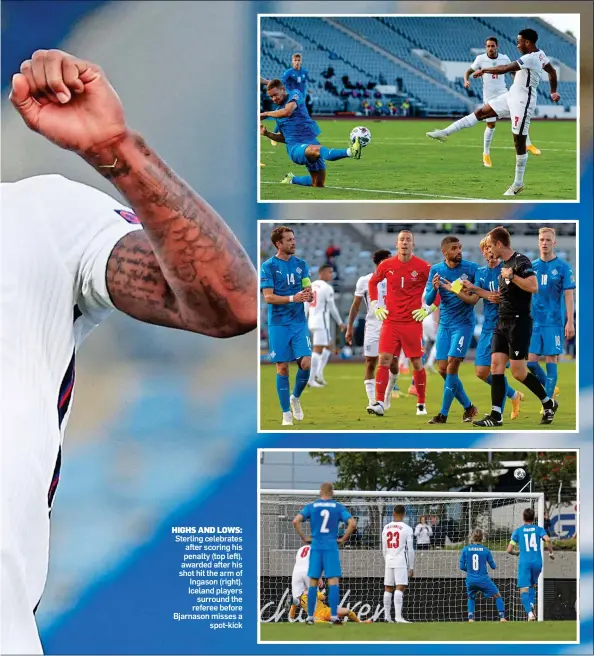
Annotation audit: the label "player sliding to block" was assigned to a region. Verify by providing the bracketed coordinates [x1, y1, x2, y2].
[293, 483, 357, 626]
[260, 80, 362, 188]
[460, 529, 508, 622]
[507, 508, 555, 621]
[428, 29, 559, 196]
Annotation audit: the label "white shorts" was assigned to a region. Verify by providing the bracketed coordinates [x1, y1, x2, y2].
[423, 318, 437, 342]
[488, 91, 534, 136]
[292, 570, 309, 602]
[310, 327, 331, 347]
[384, 566, 409, 587]
[363, 321, 381, 358]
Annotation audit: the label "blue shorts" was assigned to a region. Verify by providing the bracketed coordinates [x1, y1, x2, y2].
[466, 578, 499, 599]
[518, 563, 542, 588]
[475, 328, 495, 366]
[307, 548, 342, 579]
[529, 325, 563, 356]
[287, 143, 326, 172]
[268, 322, 312, 363]
[436, 323, 474, 361]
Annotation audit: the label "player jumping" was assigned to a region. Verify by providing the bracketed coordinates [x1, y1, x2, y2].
[345, 250, 401, 408]
[367, 231, 433, 417]
[306, 265, 345, 387]
[462, 238, 524, 419]
[260, 79, 362, 188]
[428, 29, 559, 196]
[473, 227, 559, 427]
[293, 482, 357, 626]
[381, 505, 415, 623]
[420, 236, 479, 425]
[460, 529, 507, 622]
[463, 36, 539, 168]
[507, 508, 554, 621]
[528, 227, 576, 411]
[2, 49, 256, 656]
[261, 226, 314, 426]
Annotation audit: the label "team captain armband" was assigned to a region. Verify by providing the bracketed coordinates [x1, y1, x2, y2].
[302, 277, 311, 288]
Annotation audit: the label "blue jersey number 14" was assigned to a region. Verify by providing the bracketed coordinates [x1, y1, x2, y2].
[524, 532, 538, 551]
[287, 273, 295, 285]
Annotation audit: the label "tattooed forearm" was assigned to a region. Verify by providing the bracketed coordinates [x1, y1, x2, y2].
[83, 131, 257, 337]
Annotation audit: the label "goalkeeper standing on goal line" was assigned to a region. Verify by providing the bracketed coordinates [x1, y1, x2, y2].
[381, 505, 415, 623]
[459, 529, 507, 622]
[293, 483, 357, 625]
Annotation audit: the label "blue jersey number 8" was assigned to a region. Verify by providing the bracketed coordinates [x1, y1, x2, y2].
[472, 554, 479, 571]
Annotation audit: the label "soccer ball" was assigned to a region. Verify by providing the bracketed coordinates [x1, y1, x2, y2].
[350, 126, 371, 147]
[514, 468, 527, 480]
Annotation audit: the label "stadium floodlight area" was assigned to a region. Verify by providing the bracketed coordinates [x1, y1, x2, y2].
[260, 490, 545, 624]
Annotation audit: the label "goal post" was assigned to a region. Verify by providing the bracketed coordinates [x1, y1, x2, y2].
[260, 489, 546, 623]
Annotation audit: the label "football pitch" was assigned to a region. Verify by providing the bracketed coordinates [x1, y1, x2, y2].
[259, 361, 576, 431]
[259, 620, 577, 642]
[259, 119, 577, 201]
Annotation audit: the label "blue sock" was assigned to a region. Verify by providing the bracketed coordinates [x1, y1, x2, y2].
[455, 376, 472, 410]
[440, 373, 458, 416]
[545, 363, 558, 398]
[521, 591, 532, 614]
[319, 146, 350, 161]
[495, 596, 505, 619]
[328, 584, 339, 618]
[293, 367, 310, 398]
[291, 175, 312, 186]
[467, 598, 475, 620]
[276, 374, 290, 412]
[528, 361, 547, 386]
[307, 585, 318, 618]
[528, 586, 536, 609]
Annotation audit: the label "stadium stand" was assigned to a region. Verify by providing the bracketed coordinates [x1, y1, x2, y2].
[260, 16, 577, 115]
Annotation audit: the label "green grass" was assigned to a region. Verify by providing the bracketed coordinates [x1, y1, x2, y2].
[259, 361, 576, 431]
[259, 119, 577, 201]
[260, 620, 577, 642]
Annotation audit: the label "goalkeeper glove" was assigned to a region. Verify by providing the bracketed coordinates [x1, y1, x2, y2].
[371, 300, 388, 321]
[412, 304, 437, 322]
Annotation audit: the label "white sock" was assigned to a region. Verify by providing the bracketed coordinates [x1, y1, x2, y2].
[310, 352, 321, 381]
[443, 112, 479, 136]
[394, 590, 404, 620]
[347, 147, 352, 157]
[399, 353, 407, 366]
[514, 153, 528, 186]
[427, 345, 437, 368]
[319, 348, 331, 376]
[385, 373, 398, 403]
[383, 592, 393, 621]
[364, 379, 375, 403]
[526, 133, 532, 146]
[484, 126, 495, 154]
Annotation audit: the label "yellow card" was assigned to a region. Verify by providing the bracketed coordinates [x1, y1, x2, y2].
[451, 279, 463, 294]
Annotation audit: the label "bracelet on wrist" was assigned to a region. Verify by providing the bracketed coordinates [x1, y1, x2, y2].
[289, 295, 294, 303]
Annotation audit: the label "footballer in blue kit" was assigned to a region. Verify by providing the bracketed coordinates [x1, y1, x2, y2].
[423, 236, 479, 424]
[459, 529, 507, 622]
[261, 226, 314, 427]
[260, 79, 362, 188]
[293, 482, 357, 625]
[281, 53, 309, 95]
[463, 238, 523, 419]
[528, 227, 576, 401]
[507, 507, 554, 620]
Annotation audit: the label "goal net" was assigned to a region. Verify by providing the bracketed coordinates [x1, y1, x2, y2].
[260, 490, 545, 624]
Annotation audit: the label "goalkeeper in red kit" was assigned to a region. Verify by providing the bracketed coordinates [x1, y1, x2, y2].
[367, 230, 435, 417]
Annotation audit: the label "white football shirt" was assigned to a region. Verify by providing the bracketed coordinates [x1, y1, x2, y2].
[0, 175, 141, 655]
[354, 272, 387, 328]
[291, 545, 311, 601]
[471, 52, 511, 99]
[513, 49, 550, 97]
[382, 521, 415, 569]
[306, 279, 342, 330]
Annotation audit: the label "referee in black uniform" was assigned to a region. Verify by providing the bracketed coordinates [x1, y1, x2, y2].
[473, 226, 558, 427]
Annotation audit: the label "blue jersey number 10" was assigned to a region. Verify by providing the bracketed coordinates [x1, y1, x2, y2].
[524, 532, 538, 551]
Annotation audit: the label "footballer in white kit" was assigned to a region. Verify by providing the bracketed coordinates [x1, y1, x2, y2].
[381, 505, 415, 623]
[428, 29, 559, 195]
[2, 49, 256, 655]
[289, 544, 313, 618]
[305, 265, 344, 386]
[355, 272, 386, 358]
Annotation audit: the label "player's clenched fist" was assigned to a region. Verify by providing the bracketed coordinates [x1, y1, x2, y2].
[10, 50, 127, 154]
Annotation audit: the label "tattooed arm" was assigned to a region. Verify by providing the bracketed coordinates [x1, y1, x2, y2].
[86, 133, 257, 337]
[10, 49, 256, 338]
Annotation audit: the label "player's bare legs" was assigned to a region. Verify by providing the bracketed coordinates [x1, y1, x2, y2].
[409, 356, 427, 415]
[427, 104, 497, 142]
[11, 50, 257, 338]
[483, 121, 496, 167]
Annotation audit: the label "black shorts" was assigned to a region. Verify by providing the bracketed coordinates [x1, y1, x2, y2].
[492, 316, 532, 360]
